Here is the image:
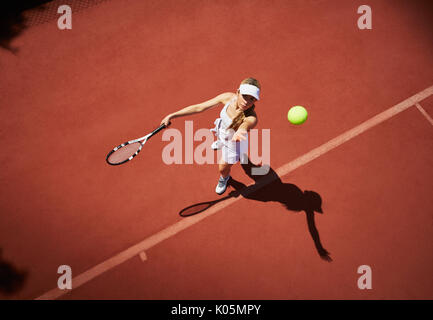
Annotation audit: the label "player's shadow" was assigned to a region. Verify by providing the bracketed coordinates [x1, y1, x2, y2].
[0, 248, 28, 296]
[179, 159, 332, 262]
[0, 0, 52, 53]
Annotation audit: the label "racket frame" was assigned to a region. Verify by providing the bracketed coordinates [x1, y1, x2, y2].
[106, 123, 166, 166]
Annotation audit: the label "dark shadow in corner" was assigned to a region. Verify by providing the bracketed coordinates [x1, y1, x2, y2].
[0, 248, 28, 296]
[179, 159, 332, 262]
[0, 0, 52, 53]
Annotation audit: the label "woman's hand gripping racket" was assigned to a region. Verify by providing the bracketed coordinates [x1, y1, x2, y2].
[106, 123, 168, 165]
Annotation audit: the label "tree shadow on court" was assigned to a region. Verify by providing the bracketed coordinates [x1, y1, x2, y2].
[0, 0, 52, 53]
[179, 159, 332, 262]
[0, 248, 28, 296]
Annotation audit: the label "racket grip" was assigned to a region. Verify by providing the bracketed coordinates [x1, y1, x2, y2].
[151, 123, 167, 136]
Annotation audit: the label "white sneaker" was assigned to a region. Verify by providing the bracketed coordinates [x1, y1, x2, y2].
[215, 175, 230, 195]
[211, 140, 223, 150]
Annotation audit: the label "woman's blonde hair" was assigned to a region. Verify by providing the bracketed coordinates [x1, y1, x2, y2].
[228, 78, 261, 131]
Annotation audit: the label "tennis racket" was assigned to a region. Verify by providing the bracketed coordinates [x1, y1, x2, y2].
[106, 123, 167, 165]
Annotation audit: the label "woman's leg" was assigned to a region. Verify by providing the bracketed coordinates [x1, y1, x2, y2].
[218, 161, 233, 178]
[215, 160, 233, 195]
[215, 143, 235, 194]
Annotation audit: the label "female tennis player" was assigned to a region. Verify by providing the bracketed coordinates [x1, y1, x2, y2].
[160, 78, 261, 195]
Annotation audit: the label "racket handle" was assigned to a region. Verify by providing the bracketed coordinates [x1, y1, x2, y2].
[150, 123, 167, 136]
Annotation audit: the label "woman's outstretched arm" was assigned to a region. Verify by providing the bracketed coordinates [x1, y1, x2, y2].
[160, 92, 234, 126]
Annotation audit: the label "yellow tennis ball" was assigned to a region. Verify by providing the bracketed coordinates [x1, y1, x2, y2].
[288, 106, 308, 125]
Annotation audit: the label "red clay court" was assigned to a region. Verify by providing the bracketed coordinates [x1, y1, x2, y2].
[0, 0, 432, 300]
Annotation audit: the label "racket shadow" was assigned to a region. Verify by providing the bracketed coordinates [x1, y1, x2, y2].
[178, 192, 239, 217]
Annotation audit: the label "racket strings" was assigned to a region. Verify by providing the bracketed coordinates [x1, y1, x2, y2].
[107, 142, 142, 165]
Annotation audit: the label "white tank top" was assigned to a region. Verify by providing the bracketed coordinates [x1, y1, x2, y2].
[219, 98, 235, 130]
[210, 97, 236, 142]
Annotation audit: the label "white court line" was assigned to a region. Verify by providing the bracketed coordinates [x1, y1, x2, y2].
[36, 85, 433, 300]
[415, 103, 433, 126]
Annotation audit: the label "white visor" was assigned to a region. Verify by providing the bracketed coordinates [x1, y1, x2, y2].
[239, 83, 260, 100]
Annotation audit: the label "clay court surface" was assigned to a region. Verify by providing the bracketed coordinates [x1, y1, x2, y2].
[0, 0, 432, 300]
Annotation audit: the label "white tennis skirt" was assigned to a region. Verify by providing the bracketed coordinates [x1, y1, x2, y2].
[211, 118, 248, 164]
